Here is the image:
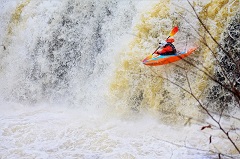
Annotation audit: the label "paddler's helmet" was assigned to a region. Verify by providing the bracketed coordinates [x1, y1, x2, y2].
[159, 40, 167, 47]
[166, 38, 174, 43]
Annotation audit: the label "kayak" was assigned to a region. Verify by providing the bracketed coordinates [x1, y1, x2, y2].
[142, 47, 197, 66]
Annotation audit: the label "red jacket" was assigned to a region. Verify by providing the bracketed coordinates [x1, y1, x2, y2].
[155, 38, 175, 55]
[157, 45, 174, 54]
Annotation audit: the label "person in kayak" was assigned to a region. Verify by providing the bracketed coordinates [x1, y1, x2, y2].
[154, 38, 176, 55]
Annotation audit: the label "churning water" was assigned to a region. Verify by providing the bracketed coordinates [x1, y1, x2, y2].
[0, 0, 239, 158]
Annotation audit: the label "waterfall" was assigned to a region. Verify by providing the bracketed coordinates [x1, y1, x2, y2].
[0, 0, 136, 107]
[0, 0, 239, 158]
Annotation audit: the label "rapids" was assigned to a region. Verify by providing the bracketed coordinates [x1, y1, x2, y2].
[0, 0, 239, 158]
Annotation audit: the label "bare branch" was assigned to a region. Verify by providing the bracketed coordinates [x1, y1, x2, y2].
[186, 0, 236, 65]
[148, 67, 240, 153]
[175, 3, 240, 97]
[153, 137, 235, 159]
[185, 71, 192, 94]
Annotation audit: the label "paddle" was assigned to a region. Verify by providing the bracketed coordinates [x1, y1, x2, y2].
[151, 26, 179, 55]
[167, 26, 178, 40]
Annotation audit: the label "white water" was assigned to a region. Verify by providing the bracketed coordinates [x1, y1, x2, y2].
[1, 102, 215, 159]
[0, 0, 239, 158]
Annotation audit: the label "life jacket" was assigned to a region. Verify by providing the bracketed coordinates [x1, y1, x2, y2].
[156, 38, 176, 55]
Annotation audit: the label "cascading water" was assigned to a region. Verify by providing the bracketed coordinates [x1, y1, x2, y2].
[0, 0, 239, 158]
[0, 0, 136, 107]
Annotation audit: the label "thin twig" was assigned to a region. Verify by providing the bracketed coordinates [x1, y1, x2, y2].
[153, 137, 235, 159]
[148, 67, 240, 153]
[186, 0, 236, 65]
[176, 11, 238, 91]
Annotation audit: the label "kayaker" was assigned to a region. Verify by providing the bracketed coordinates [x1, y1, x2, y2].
[154, 38, 176, 55]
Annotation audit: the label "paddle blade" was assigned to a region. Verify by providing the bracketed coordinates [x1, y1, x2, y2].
[169, 26, 178, 37]
[142, 54, 153, 63]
